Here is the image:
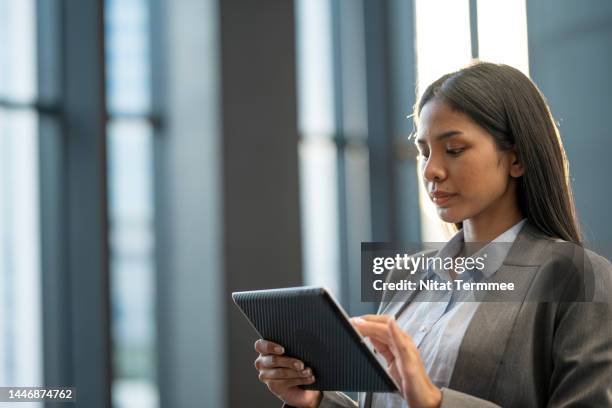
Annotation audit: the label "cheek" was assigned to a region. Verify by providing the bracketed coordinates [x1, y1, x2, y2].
[452, 155, 507, 199]
[448, 160, 481, 194]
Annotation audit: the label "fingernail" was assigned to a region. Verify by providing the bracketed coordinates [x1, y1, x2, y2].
[310, 376, 315, 382]
[294, 361, 304, 370]
[274, 346, 284, 354]
[353, 317, 366, 324]
[302, 368, 311, 376]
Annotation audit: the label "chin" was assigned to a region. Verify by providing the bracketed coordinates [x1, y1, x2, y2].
[436, 207, 466, 224]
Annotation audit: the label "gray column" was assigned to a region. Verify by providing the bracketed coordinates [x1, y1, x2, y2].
[219, 0, 303, 406]
[387, 0, 421, 244]
[39, 0, 112, 406]
[363, 0, 420, 245]
[64, 0, 111, 405]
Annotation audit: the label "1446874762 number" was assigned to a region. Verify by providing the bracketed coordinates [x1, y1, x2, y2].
[0, 387, 76, 402]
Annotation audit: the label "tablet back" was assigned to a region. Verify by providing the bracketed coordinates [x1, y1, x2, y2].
[232, 286, 397, 392]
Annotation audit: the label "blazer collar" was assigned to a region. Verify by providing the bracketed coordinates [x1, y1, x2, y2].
[448, 221, 553, 398]
[382, 221, 550, 318]
[501, 220, 553, 266]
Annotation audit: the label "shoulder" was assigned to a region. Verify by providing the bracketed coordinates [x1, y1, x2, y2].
[500, 221, 611, 302]
[578, 246, 612, 302]
[534, 238, 612, 302]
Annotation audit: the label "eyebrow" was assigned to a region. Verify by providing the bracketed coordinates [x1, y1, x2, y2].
[416, 130, 463, 145]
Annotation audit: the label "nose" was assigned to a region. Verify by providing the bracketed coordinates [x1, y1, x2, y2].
[422, 154, 446, 183]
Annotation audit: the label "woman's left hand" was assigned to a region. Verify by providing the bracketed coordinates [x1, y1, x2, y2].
[350, 315, 442, 408]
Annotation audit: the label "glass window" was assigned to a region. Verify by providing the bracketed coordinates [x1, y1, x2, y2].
[104, 0, 158, 406]
[0, 109, 43, 404]
[107, 120, 157, 408]
[477, 0, 529, 75]
[298, 138, 341, 296]
[415, 0, 472, 242]
[295, 0, 341, 297]
[0, 1, 43, 405]
[0, 0, 37, 103]
[105, 0, 151, 116]
[415, 0, 472, 98]
[295, 0, 336, 137]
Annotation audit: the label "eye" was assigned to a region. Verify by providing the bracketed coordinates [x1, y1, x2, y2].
[446, 147, 465, 156]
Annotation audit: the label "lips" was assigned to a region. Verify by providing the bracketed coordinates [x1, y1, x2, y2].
[430, 191, 457, 206]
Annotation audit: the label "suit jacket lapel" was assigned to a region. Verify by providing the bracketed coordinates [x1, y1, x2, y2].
[448, 264, 534, 397]
[449, 222, 552, 397]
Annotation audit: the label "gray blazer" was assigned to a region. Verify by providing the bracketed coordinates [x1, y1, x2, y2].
[285, 222, 612, 407]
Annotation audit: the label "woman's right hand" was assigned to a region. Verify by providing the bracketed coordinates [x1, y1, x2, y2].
[254, 339, 322, 408]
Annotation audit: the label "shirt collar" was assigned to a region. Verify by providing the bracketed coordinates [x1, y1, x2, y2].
[431, 218, 527, 281]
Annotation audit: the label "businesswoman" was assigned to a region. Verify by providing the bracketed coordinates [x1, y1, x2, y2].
[253, 62, 612, 407]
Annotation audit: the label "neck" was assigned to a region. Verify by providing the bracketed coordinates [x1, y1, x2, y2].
[462, 200, 523, 243]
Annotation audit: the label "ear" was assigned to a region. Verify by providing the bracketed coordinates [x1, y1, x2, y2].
[508, 150, 524, 178]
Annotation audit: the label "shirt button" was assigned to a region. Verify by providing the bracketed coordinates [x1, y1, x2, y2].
[419, 325, 427, 332]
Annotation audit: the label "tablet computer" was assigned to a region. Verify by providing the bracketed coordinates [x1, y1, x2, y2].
[232, 286, 399, 392]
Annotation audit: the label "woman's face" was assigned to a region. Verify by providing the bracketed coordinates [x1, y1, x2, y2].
[415, 99, 522, 224]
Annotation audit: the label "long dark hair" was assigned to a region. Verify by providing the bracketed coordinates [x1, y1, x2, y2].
[415, 62, 582, 243]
